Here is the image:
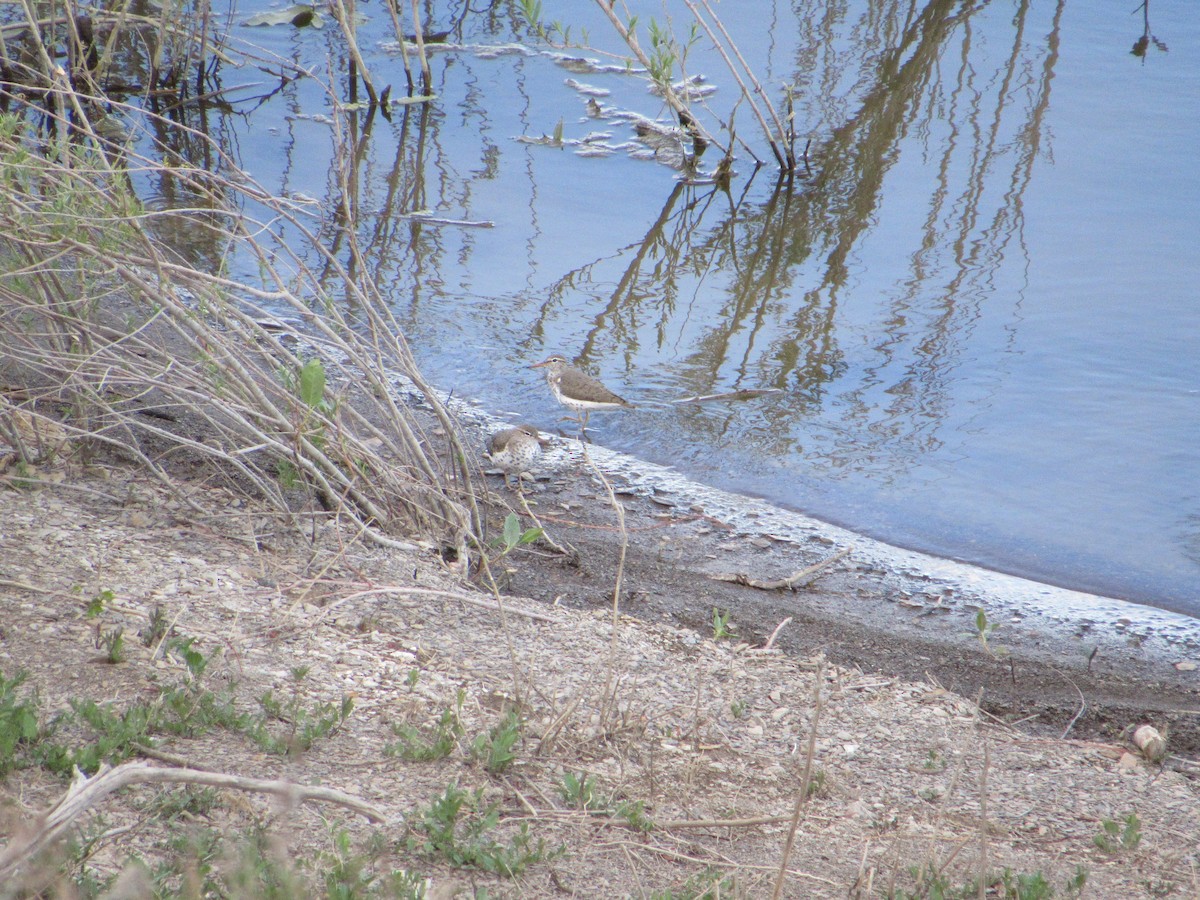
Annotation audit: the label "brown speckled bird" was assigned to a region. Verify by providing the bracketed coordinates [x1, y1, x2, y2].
[485, 423, 549, 488]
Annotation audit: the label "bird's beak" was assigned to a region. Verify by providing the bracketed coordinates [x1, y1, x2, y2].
[530, 360, 549, 369]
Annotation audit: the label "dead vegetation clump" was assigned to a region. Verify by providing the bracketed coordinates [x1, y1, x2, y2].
[0, 58, 481, 556]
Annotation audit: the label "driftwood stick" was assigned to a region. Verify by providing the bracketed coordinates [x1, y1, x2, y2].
[709, 546, 853, 591]
[0, 761, 387, 879]
[671, 388, 782, 405]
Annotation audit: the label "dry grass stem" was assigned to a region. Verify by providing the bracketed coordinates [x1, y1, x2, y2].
[772, 656, 825, 900]
[0, 26, 481, 557]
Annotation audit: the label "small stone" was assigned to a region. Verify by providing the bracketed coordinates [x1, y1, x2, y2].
[1117, 752, 1142, 771]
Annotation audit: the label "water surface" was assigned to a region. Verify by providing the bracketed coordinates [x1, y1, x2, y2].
[147, 1, 1200, 615]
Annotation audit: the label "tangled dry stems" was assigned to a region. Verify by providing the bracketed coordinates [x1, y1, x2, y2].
[0, 32, 480, 555]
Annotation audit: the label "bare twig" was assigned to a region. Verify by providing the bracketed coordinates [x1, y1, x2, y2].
[407, 0, 432, 90]
[319, 585, 560, 624]
[579, 441, 631, 727]
[771, 656, 825, 899]
[329, 0, 378, 106]
[1060, 677, 1087, 740]
[763, 616, 793, 650]
[978, 735, 990, 900]
[684, 0, 791, 168]
[0, 761, 386, 880]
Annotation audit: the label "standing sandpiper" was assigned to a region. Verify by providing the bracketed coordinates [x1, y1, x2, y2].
[531, 355, 635, 430]
[485, 423, 549, 488]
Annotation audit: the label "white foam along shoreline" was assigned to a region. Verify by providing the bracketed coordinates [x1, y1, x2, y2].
[529, 427, 1200, 665]
[417, 371, 1200, 670]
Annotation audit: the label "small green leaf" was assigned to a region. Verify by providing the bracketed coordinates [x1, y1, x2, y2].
[298, 359, 326, 410]
[86, 589, 115, 618]
[502, 513, 521, 549]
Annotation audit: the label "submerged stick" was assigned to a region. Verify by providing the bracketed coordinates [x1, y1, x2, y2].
[671, 388, 782, 404]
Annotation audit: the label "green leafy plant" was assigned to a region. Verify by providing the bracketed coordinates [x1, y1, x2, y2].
[1065, 866, 1088, 897]
[140, 603, 170, 647]
[16, 635, 255, 776]
[556, 773, 653, 831]
[903, 863, 1088, 899]
[150, 823, 306, 898]
[0, 670, 41, 776]
[276, 458, 302, 489]
[1094, 813, 1142, 853]
[558, 771, 605, 811]
[253, 682, 354, 756]
[974, 607, 1008, 658]
[319, 827, 379, 898]
[998, 868, 1055, 900]
[41, 697, 158, 775]
[806, 769, 828, 798]
[85, 588, 115, 619]
[98, 626, 126, 663]
[616, 798, 654, 833]
[315, 827, 434, 899]
[643, 18, 700, 87]
[169, 636, 212, 682]
[519, 0, 586, 46]
[495, 513, 543, 557]
[387, 704, 463, 761]
[471, 709, 522, 774]
[298, 357, 332, 414]
[710, 607, 735, 640]
[147, 785, 223, 821]
[406, 781, 562, 877]
[650, 866, 737, 899]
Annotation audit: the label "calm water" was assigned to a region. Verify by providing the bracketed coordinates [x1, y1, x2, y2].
[150, 2, 1200, 615]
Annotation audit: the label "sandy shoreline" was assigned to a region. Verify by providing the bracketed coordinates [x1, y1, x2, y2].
[461, 403, 1200, 754]
[3, 400, 1199, 895]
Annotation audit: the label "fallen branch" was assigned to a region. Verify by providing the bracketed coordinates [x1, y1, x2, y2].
[709, 546, 852, 591]
[0, 761, 387, 880]
[296, 586, 560, 624]
[536, 512, 733, 532]
[656, 814, 796, 829]
[671, 388, 783, 405]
